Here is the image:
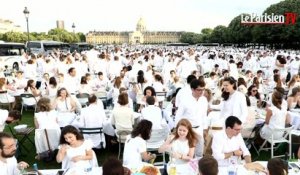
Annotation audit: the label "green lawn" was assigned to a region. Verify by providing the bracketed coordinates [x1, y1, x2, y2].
[4, 109, 287, 170]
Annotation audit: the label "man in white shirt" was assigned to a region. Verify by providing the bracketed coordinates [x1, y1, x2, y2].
[0, 132, 29, 175]
[175, 74, 196, 108]
[141, 96, 166, 130]
[175, 79, 208, 157]
[0, 110, 21, 132]
[212, 116, 251, 166]
[64, 67, 80, 94]
[79, 95, 106, 148]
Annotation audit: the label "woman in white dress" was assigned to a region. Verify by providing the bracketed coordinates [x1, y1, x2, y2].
[45, 77, 58, 102]
[260, 90, 290, 140]
[56, 125, 98, 169]
[123, 120, 156, 170]
[247, 85, 262, 108]
[53, 88, 76, 127]
[287, 87, 300, 110]
[220, 77, 248, 123]
[34, 97, 60, 158]
[159, 118, 198, 165]
[0, 77, 16, 109]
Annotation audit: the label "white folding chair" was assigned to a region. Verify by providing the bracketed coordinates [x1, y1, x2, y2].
[79, 127, 105, 149]
[20, 93, 37, 115]
[146, 128, 169, 166]
[258, 126, 292, 158]
[116, 130, 131, 159]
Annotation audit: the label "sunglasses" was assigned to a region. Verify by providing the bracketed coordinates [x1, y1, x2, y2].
[252, 90, 257, 92]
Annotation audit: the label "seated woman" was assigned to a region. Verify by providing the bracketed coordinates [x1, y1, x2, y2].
[241, 96, 256, 138]
[52, 88, 77, 127]
[56, 125, 98, 169]
[139, 86, 158, 111]
[247, 85, 262, 108]
[23, 79, 41, 106]
[158, 119, 198, 165]
[0, 77, 16, 109]
[111, 93, 135, 132]
[123, 120, 156, 170]
[260, 90, 290, 140]
[287, 86, 300, 110]
[267, 158, 288, 175]
[34, 97, 61, 159]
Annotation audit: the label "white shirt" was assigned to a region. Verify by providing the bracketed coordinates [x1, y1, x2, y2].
[141, 105, 164, 129]
[79, 103, 105, 128]
[220, 91, 248, 124]
[175, 94, 208, 135]
[175, 85, 191, 107]
[0, 157, 19, 175]
[34, 110, 60, 129]
[212, 131, 250, 166]
[0, 109, 8, 132]
[123, 136, 147, 169]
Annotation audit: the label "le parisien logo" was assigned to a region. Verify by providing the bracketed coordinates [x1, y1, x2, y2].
[241, 12, 297, 25]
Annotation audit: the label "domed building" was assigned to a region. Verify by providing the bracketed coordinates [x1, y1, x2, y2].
[86, 18, 182, 44]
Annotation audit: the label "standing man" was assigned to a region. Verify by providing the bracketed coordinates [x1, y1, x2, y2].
[175, 79, 208, 157]
[0, 132, 29, 175]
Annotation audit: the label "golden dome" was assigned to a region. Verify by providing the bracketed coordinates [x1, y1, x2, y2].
[136, 17, 146, 32]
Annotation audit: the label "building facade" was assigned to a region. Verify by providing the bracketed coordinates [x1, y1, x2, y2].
[56, 20, 65, 29]
[0, 18, 22, 33]
[86, 18, 182, 44]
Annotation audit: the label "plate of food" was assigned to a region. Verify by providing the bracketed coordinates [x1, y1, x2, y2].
[139, 165, 161, 175]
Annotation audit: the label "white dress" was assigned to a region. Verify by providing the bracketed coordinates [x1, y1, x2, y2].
[170, 138, 190, 165]
[60, 140, 96, 169]
[123, 136, 147, 170]
[34, 110, 61, 153]
[260, 103, 287, 140]
[55, 98, 76, 127]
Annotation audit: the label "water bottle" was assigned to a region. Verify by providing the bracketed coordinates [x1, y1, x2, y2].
[32, 163, 39, 175]
[228, 158, 237, 175]
[169, 158, 176, 175]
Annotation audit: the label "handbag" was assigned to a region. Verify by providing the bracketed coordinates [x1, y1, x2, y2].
[37, 129, 55, 162]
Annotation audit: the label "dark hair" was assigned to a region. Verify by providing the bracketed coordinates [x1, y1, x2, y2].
[131, 120, 152, 140]
[154, 74, 164, 84]
[290, 86, 300, 97]
[210, 72, 216, 77]
[80, 76, 87, 84]
[277, 55, 287, 65]
[24, 79, 34, 91]
[102, 157, 125, 175]
[59, 125, 84, 144]
[143, 86, 156, 96]
[273, 74, 282, 88]
[137, 70, 145, 84]
[245, 96, 251, 107]
[49, 77, 57, 87]
[237, 77, 247, 87]
[36, 97, 51, 112]
[8, 110, 21, 121]
[187, 75, 197, 84]
[118, 93, 129, 106]
[225, 116, 242, 129]
[88, 95, 97, 104]
[68, 67, 75, 74]
[190, 79, 205, 89]
[222, 77, 237, 101]
[267, 158, 287, 175]
[198, 156, 218, 175]
[272, 90, 283, 110]
[247, 85, 260, 100]
[0, 132, 13, 149]
[97, 72, 103, 76]
[146, 96, 155, 105]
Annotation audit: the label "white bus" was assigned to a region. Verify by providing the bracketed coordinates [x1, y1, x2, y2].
[26, 40, 70, 54]
[0, 42, 26, 71]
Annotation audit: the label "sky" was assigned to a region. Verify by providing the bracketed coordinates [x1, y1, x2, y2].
[0, 0, 283, 34]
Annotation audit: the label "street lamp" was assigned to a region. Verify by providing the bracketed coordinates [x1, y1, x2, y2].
[23, 7, 30, 42]
[72, 23, 76, 33]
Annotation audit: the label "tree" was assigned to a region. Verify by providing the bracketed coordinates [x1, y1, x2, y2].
[210, 25, 228, 43]
[2, 32, 27, 43]
[227, 13, 253, 44]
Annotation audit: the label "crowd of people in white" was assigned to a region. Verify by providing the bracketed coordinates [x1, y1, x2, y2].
[1, 45, 300, 174]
